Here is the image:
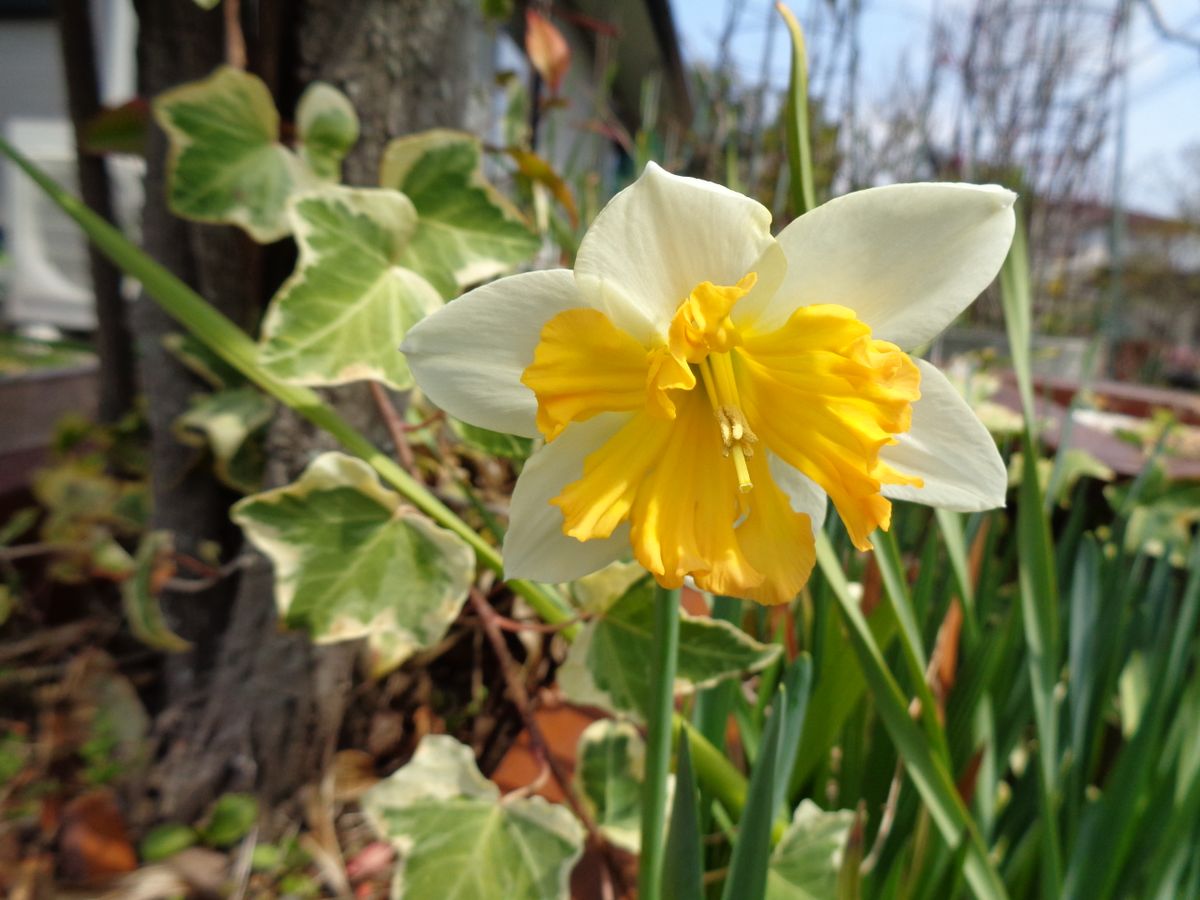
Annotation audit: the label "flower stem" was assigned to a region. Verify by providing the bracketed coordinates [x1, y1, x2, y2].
[639, 583, 681, 900]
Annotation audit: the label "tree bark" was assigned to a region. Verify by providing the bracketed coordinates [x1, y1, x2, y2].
[55, 0, 137, 423]
[141, 0, 475, 824]
[131, 0, 256, 705]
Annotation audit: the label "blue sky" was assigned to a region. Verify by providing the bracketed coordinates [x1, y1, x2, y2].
[669, 0, 1200, 215]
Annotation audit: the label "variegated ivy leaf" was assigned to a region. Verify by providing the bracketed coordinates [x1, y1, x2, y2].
[557, 575, 781, 719]
[296, 82, 359, 181]
[122, 531, 191, 653]
[174, 386, 275, 494]
[363, 734, 584, 899]
[231, 453, 475, 676]
[258, 187, 442, 389]
[766, 801, 856, 900]
[154, 66, 317, 242]
[379, 129, 540, 297]
[575, 720, 644, 852]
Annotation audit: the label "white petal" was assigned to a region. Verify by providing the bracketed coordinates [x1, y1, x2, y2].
[504, 414, 632, 583]
[765, 183, 1016, 349]
[401, 269, 583, 438]
[881, 359, 1007, 511]
[767, 453, 828, 536]
[574, 162, 776, 342]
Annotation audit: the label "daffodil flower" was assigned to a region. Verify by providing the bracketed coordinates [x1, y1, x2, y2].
[402, 164, 1015, 605]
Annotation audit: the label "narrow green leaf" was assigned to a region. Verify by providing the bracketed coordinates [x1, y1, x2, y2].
[777, 3, 815, 215]
[722, 681, 787, 900]
[379, 129, 540, 297]
[363, 735, 584, 899]
[154, 66, 314, 241]
[258, 186, 442, 390]
[873, 529, 952, 766]
[232, 452, 475, 676]
[772, 656, 813, 818]
[814, 532, 1007, 900]
[663, 731, 704, 900]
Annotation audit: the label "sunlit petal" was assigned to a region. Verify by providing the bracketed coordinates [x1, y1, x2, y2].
[574, 162, 776, 343]
[881, 359, 1008, 511]
[764, 183, 1016, 349]
[503, 414, 633, 582]
[401, 269, 584, 437]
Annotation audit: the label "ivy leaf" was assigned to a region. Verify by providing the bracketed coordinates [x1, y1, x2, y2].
[258, 187, 442, 390]
[231, 453, 475, 676]
[122, 531, 191, 653]
[174, 386, 275, 494]
[450, 419, 534, 462]
[575, 720, 644, 851]
[296, 82, 359, 181]
[154, 66, 314, 242]
[163, 332, 245, 390]
[379, 130, 540, 297]
[766, 801, 855, 900]
[558, 575, 781, 718]
[363, 734, 584, 899]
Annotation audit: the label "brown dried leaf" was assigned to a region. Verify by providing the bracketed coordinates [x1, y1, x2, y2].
[525, 9, 570, 93]
[58, 790, 137, 884]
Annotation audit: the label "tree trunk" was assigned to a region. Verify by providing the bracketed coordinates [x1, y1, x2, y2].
[55, 0, 138, 423]
[140, 0, 475, 824]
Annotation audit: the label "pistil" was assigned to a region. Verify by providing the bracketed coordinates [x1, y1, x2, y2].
[701, 352, 757, 493]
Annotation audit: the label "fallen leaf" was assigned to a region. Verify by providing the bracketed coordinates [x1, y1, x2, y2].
[345, 840, 395, 881]
[491, 702, 603, 801]
[58, 790, 137, 884]
[333, 749, 380, 802]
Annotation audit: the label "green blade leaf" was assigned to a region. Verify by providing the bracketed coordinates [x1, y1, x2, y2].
[258, 187, 442, 390]
[174, 386, 275, 493]
[663, 731, 704, 900]
[813, 532, 1008, 900]
[722, 679, 787, 900]
[557, 575, 781, 719]
[379, 129, 540, 297]
[232, 452, 475, 676]
[153, 66, 314, 242]
[296, 81, 359, 181]
[363, 734, 584, 900]
[766, 802, 855, 900]
[575, 719, 645, 852]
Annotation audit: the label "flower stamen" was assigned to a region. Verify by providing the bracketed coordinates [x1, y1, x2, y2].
[702, 353, 757, 493]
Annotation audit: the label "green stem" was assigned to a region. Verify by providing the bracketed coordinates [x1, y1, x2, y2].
[639, 584, 680, 900]
[0, 134, 573, 634]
